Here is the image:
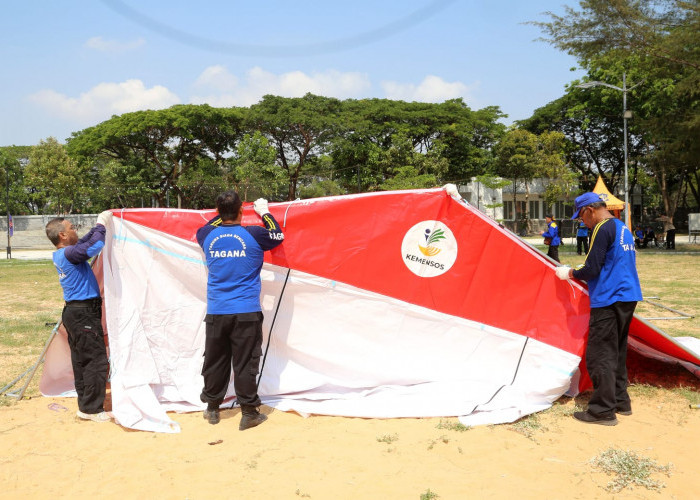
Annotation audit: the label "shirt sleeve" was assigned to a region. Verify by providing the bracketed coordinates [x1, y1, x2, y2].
[246, 213, 285, 251]
[64, 225, 106, 264]
[572, 220, 614, 282]
[542, 223, 558, 239]
[196, 215, 222, 248]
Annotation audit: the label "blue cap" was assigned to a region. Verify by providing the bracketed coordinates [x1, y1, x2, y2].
[571, 192, 603, 219]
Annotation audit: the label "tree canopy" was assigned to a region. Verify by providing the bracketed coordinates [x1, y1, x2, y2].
[532, 0, 700, 220]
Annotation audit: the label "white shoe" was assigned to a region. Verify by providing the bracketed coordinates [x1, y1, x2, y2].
[76, 410, 112, 422]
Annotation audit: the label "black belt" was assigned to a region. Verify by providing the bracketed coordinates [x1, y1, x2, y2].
[65, 297, 102, 306]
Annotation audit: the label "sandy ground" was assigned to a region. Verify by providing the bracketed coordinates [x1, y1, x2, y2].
[1, 388, 699, 500]
[4, 247, 699, 499]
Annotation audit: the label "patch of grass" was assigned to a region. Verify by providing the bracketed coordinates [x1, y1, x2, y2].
[0, 317, 58, 348]
[0, 396, 17, 407]
[376, 433, 398, 444]
[671, 386, 700, 406]
[590, 447, 672, 493]
[559, 252, 700, 339]
[628, 384, 662, 399]
[435, 419, 470, 432]
[510, 413, 548, 441]
[0, 260, 63, 398]
[542, 397, 578, 419]
[427, 435, 449, 450]
[420, 489, 439, 500]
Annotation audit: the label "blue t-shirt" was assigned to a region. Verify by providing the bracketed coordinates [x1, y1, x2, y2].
[52, 225, 105, 301]
[577, 222, 589, 238]
[197, 214, 284, 315]
[572, 218, 643, 308]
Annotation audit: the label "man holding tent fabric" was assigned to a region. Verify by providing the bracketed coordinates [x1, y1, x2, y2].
[555, 192, 642, 426]
[196, 191, 284, 429]
[46, 212, 113, 423]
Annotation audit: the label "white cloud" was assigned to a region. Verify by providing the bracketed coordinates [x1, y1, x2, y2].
[193, 65, 239, 91]
[190, 66, 371, 106]
[381, 75, 477, 102]
[84, 36, 145, 53]
[28, 80, 180, 123]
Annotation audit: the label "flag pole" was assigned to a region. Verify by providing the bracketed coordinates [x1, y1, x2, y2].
[6, 165, 11, 259]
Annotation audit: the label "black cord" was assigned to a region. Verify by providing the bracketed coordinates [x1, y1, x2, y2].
[257, 267, 292, 391]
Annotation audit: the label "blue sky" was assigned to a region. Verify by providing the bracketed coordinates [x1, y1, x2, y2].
[0, 0, 583, 147]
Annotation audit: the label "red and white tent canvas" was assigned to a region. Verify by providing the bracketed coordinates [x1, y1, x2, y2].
[39, 187, 700, 433]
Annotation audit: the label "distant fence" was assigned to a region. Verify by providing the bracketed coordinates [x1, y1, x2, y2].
[1, 214, 98, 249]
[501, 219, 578, 238]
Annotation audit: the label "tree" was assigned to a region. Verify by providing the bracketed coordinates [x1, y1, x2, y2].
[25, 137, 89, 214]
[378, 134, 448, 191]
[332, 98, 505, 190]
[0, 146, 33, 215]
[249, 94, 343, 200]
[518, 89, 640, 194]
[494, 129, 572, 231]
[67, 105, 245, 208]
[230, 132, 287, 201]
[536, 131, 578, 210]
[533, 0, 700, 71]
[91, 158, 159, 209]
[475, 173, 512, 219]
[493, 129, 540, 231]
[533, 0, 700, 222]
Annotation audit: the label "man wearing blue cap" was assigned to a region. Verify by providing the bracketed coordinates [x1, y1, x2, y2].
[555, 192, 642, 426]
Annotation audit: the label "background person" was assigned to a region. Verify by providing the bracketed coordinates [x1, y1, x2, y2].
[540, 213, 561, 263]
[555, 192, 642, 426]
[643, 226, 656, 248]
[45, 211, 113, 423]
[633, 226, 644, 249]
[659, 216, 676, 250]
[196, 191, 285, 429]
[576, 220, 590, 255]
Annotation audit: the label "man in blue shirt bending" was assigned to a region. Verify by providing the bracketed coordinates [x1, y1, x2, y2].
[46, 211, 112, 423]
[555, 192, 642, 426]
[196, 191, 284, 429]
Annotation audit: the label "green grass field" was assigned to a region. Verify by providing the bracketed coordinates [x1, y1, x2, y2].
[1, 252, 699, 400]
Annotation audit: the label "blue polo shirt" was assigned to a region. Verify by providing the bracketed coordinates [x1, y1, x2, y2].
[197, 214, 284, 315]
[52, 225, 105, 301]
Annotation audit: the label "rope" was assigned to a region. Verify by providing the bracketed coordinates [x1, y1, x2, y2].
[283, 198, 301, 228]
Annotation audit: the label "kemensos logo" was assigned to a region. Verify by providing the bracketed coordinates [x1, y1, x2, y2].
[401, 220, 457, 277]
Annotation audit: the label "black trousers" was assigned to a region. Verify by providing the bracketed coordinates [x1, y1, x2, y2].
[62, 298, 108, 414]
[585, 301, 637, 418]
[547, 244, 560, 263]
[666, 229, 676, 249]
[201, 312, 264, 408]
[576, 236, 589, 255]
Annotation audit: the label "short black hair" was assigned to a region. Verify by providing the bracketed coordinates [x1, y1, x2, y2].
[216, 191, 242, 221]
[545, 213, 553, 219]
[46, 218, 66, 246]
